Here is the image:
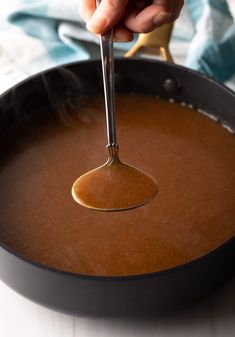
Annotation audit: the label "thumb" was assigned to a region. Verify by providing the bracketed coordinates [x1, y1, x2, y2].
[86, 0, 129, 34]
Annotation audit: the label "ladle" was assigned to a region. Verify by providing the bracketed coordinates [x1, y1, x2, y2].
[72, 2, 158, 211]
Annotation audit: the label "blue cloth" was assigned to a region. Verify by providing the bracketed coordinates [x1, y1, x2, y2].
[0, 0, 136, 94]
[1, 0, 94, 64]
[2, 0, 133, 62]
[186, 0, 235, 82]
[0, 0, 235, 93]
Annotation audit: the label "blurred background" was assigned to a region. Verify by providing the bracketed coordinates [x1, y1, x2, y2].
[0, 0, 235, 94]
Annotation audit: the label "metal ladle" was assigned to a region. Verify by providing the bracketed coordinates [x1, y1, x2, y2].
[71, 1, 158, 211]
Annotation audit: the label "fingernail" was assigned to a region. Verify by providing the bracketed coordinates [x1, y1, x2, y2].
[153, 11, 171, 26]
[113, 31, 133, 42]
[86, 11, 108, 33]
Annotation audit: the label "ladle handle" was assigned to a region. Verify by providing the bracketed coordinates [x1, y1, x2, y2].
[96, 0, 117, 148]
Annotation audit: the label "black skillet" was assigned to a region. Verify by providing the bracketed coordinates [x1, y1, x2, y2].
[0, 57, 235, 317]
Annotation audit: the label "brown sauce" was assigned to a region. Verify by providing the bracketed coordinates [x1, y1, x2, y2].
[0, 94, 235, 276]
[72, 157, 158, 211]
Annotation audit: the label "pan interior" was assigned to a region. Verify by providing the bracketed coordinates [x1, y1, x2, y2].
[0, 94, 235, 276]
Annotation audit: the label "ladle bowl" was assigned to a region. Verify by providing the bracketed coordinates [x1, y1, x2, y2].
[72, 145, 158, 211]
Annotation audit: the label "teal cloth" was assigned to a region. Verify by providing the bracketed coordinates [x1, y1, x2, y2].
[0, 0, 134, 70]
[1, 0, 235, 85]
[186, 0, 235, 82]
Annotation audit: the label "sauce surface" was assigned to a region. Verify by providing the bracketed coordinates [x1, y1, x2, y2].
[0, 95, 235, 276]
[72, 158, 158, 211]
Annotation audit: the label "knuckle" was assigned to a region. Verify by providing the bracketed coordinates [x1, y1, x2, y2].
[105, 0, 114, 6]
[105, 0, 120, 8]
[138, 25, 151, 34]
[78, 3, 92, 22]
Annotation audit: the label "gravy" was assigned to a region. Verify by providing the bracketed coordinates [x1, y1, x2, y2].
[72, 156, 158, 211]
[0, 94, 234, 276]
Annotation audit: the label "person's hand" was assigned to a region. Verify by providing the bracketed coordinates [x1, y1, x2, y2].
[79, 0, 184, 41]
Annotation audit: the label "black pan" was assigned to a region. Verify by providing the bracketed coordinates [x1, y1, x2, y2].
[0, 59, 235, 317]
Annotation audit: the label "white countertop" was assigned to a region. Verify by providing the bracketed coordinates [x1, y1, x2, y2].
[1, 275, 235, 337]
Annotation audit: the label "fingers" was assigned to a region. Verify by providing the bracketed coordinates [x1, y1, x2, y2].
[123, 3, 171, 33]
[78, 0, 96, 22]
[123, 0, 182, 33]
[113, 26, 133, 42]
[85, 0, 129, 34]
[79, 0, 184, 40]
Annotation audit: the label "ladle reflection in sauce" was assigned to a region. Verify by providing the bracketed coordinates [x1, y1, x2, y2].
[72, 21, 158, 211]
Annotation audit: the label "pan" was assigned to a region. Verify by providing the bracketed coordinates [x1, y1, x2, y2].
[0, 26, 235, 317]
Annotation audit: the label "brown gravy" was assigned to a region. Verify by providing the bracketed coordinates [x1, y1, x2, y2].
[72, 157, 158, 211]
[0, 94, 235, 276]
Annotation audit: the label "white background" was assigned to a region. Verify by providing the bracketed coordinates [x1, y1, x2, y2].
[0, 276, 235, 337]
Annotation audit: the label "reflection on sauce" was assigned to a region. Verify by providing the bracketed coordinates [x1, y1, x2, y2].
[72, 154, 158, 211]
[0, 95, 235, 276]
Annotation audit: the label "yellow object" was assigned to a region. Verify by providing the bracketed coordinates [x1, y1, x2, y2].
[125, 23, 174, 63]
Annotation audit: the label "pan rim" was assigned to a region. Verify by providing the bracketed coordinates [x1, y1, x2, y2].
[1, 236, 234, 282]
[0, 57, 235, 100]
[0, 58, 235, 282]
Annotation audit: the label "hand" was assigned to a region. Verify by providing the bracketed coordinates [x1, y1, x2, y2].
[79, 0, 184, 41]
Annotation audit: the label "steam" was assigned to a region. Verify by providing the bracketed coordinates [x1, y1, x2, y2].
[0, 65, 99, 132]
[40, 66, 102, 128]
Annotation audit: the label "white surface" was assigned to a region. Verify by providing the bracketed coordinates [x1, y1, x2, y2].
[0, 276, 235, 337]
